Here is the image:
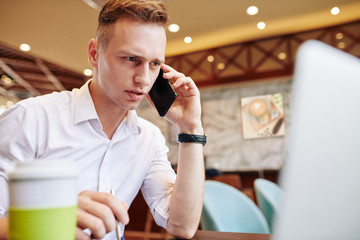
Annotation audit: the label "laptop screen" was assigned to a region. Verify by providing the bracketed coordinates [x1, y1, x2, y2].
[273, 40, 360, 240]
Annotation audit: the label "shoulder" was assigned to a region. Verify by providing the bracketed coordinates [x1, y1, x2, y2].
[18, 90, 74, 109]
[14, 89, 79, 118]
[135, 115, 168, 145]
[137, 116, 163, 135]
[135, 116, 170, 159]
[2, 90, 76, 123]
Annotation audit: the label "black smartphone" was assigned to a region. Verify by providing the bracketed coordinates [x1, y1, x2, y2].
[148, 69, 177, 117]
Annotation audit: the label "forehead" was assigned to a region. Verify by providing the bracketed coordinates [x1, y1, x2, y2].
[105, 18, 167, 60]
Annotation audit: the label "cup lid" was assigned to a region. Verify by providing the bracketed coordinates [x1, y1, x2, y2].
[8, 160, 78, 180]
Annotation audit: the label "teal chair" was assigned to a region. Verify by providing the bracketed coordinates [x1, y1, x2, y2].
[254, 178, 283, 232]
[201, 180, 270, 234]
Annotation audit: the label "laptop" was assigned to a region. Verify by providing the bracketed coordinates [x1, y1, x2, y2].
[272, 40, 360, 240]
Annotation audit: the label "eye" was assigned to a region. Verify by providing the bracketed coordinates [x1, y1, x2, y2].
[150, 61, 161, 67]
[125, 56, 137, 62]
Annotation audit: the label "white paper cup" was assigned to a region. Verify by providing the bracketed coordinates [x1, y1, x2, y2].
[8, 160, 78, 240]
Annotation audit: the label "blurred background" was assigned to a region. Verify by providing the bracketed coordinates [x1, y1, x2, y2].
[0, 0, 359, 239]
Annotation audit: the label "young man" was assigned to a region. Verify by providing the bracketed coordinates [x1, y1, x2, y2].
[0, 0, 205, 239]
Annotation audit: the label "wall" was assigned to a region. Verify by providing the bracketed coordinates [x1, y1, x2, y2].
[137, 77, 292, 172]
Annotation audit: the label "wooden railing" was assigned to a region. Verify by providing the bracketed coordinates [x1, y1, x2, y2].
[166, 20, 360, 87]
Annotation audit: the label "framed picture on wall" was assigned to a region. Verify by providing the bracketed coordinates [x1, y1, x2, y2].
[241, 93, 285, 139]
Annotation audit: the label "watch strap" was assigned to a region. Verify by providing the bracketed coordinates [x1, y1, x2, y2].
[177, 133, 207, 146]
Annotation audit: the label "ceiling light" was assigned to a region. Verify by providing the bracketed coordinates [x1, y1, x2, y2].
[278, 52, 287, 60]
[257, 22, 266, 30]
[217, 63, 225, 70]
[82, 0, 104, 10]
[6, 101, 14, 108]
[207, 55, 215, 63]
[184, 36, 192, 44]
[247, 6, 259, 16]
[331, 7, 340, 15]
[336, 32, 344, 39]
[337, 42, 346, 49]
[1, 75, 14, 86]
[168, 24, 180, 33]
[19, 43, 31, 52]
[83, 69, 93, 76]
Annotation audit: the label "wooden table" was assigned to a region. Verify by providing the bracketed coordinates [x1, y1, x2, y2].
[169, 230, 271, 240]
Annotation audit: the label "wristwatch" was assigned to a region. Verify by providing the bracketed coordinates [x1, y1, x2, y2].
[177, 133, 207, 146]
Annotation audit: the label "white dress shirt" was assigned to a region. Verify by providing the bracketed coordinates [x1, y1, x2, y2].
[0, 81, 176, 239]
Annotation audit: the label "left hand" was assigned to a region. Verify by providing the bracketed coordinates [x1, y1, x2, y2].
[147, 64, 203, 134]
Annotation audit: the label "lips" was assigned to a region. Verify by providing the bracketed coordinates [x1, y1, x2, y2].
[129, 90, 142, 95]
[126, 90, 145, 101]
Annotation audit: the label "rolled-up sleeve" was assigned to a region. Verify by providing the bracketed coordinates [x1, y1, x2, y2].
[140, 131, 176, 229]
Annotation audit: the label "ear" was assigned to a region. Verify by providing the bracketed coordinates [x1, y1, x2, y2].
[88, 39, 99, 68]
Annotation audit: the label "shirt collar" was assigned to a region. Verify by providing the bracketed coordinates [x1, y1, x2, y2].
[74, 80, 99, 124]
[125, 110, 142, 135]
[74, 80, 142, 135]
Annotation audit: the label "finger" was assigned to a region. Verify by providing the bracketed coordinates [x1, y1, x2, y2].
[164, 71, 185, 81]
[119, 201, 129, 211]
[78, 194, 116, 232]
[160, 65, 185, 79]
[178, 85, 191, 96]
[172, 76, 194, 88]
[75, 227, 91, 240]
[160, 63, 175, 72]
[113, 200, 130, 225]
[77, 209, 107, 239]
[172, 78, 199, 97]
[81, 191, 130, 225]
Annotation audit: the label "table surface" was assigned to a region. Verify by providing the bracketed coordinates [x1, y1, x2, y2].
[170, 230, 271, 240]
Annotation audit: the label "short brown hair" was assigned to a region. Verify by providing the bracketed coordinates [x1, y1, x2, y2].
[97, 0, 168, 49]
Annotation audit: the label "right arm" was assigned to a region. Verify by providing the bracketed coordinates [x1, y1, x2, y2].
[0, 105, 33, 240]
[0, 106, 130, 240]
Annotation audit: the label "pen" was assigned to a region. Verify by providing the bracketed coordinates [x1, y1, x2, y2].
[111, 189, 124, 240]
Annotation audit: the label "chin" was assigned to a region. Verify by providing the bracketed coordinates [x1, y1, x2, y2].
[126, 102, 141, 111]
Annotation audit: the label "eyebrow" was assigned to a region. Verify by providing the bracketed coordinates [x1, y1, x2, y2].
[117, 50, 165, 64]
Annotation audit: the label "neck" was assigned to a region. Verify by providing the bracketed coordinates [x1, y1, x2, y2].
[88, 80, 128, 139]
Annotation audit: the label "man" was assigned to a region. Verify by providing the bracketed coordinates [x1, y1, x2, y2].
[0, 0, 205, 239]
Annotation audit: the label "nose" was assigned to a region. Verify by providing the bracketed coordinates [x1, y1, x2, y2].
[134, 64, 151, 87]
